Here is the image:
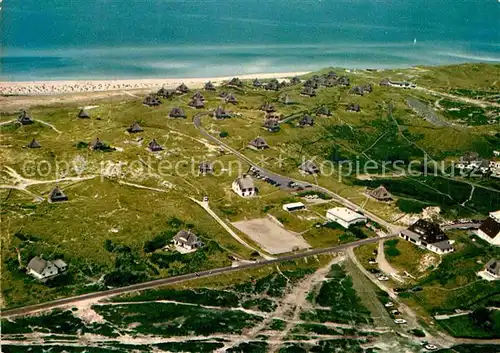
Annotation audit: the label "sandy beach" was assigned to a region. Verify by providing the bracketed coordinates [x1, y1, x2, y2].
[0, 72, 309, 96]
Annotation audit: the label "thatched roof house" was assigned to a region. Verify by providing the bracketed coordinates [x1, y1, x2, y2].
[199, 161, 213, 175]
[260, 103, 275, 113]
[189, 97, 205, 109]
[290, 76, 301, 85]
[346, 103, 361, 112]
[176, 83, 189, 93]
[350, 86, 365, 96]
[173, 229, 202, 250]
[127, 122, 144, 133]
[263, 119, 280, 132]
[169, 107, 186, 118]
[18, 110, 34, 125]
[265, 80, 279, 91]
[143, 95, 161, 106]
[214, 106, 231, 119]
[253, 78, 262, 88]
[299, 114, 314, 127]
[204, 81, 216, 91]
[362, 83, 373, 93]
[249, 137, 269, 150]
[282, 95, 293, 105]
[225, 93, 238, 105]
[89, 137, 106, 151]
[337, 76, 350, 87]
[299, 160, 319, 174]
[148, 139, 163, 152]
[316, 106, 331, 116]
[219, 91, 228, 98]
[192, 91, 205, 101]
[368, 185, 392, 201]
[77, 109, 90, 119]
[301, 86, 316, 97]
[157, 87, 176, 98]
[27, 138, 41, 148]
[228, 77, 243, 87]
[48, 186, 68, 203]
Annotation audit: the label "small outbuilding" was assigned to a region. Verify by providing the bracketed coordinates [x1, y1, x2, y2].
[148, 139, 163, 152]
[316, 106, 332, 116]
[189, 97, 205, 109]
[204, 81, 216, 91]
[225, 93, 238, 105]
[176, 83, 189, 93]
[27, 138, 42, 148]
[253, 78, 262, 88]
[263, 119, 280, 132]
[199, 161, 213, 175]
[228, 77, 243, 87]
[214, 106, 231, 119]
[127, 122, 144, 133]
[48, 186, 68, 203]
[169, 107, 187, 118]
[299, 114, 314, 127]
[143, 95, 161, 107]
[260, 103, 275, 113]
[299, 160, 319, 175]
[18, 111, 34, 125]
[346, 103, 361, 112]
[77, 109, 90, 119]
[249, 137, 269, 150]
[192, 91, 205, 101]
[368, 185, 392, 201]
[301, 87, 316, 97]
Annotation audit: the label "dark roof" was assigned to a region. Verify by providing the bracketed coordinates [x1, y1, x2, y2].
[228, 77, 243, 87]
[204, 81, 216, 91]
[479, 217, 500, 238]
[253, 78, 262, 87]
[265, 81, 279, 91]
[347, 103, 361, 112]
[127, 122, 144, 133]
[301, 87, 316, 96]
[143, 95, 161, 106]
[157, 87, 176, 98]
[460, 152, 480, 162]
[189, 97, 205, 108]
[260, 103, 275, 113]
[148, 139, 163, 152]
[27, 138, 42, 148]
[250, 137, 269, 149]
[290, 76, 301, 85]
[169, 107, 186, 118]
[299, 160, 319, 174]
[48, 186, 68, 202]
[316, 106, 331, 116]
[18, 111, 34, 125]
[225, 93, 237, 104]
[408, 219, 448, 244]
[214, 106, 230, 119]
[199, 161, 213, 173]
[177, 83, 189, 93]
[299, 114, 314, 126]
[77, 109, 90, 119]
[219, 91, 228, 98]
[173, 230, 200, 246]
[263, 119, 280, 131]
[90, 137, 105, 150]
[485, 259, 500, 276]
[192, 91, 205, 101]
[369, 185, 392, 201]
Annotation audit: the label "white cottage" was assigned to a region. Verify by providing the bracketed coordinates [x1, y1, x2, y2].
[232, 175, 257, 197]
[26, 256, 67, 281]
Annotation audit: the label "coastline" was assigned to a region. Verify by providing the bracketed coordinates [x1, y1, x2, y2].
[0, 71, 310, 96]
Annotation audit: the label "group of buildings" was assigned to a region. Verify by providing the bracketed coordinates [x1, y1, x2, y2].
[456, 151, 500, 178]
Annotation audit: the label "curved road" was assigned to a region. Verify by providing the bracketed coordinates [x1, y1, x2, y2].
[1, 235, 393, 319]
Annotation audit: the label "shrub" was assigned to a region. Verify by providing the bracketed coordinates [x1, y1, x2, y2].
[219, 131, 229, 138]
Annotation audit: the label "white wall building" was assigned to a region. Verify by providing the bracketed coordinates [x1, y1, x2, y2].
[27, 257, 68, 281]
[232, 175, 257, 197]
[283, 202, 306, 212]
[326, 207, 367, 229]
[476, 211, 500, 246]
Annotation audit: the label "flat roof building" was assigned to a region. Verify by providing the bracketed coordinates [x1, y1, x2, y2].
[326, 207, 367, 229]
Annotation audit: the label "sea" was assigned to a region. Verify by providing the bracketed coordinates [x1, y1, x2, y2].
[1, 0, 499, 81]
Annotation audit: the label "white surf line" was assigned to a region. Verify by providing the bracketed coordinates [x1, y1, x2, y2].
[189, 197, 275, 260]
[117, 180, 169, 193]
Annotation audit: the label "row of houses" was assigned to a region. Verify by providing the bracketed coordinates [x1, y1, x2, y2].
[456, 151, 500, 177]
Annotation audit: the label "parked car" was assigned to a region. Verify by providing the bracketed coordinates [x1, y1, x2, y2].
[384, 302, 394, 308]
[424, 344, 437, 351]
[391, 310, 401, 315]
[368, 258, 377, 264]
[394, 319, 407, 324]
[378, 275, 389, 281]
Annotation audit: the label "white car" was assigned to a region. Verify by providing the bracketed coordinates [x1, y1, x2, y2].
[424, 344, 437, 351]
[394, 319, 407, 324]
[378, 275, 389, 281]
[384, 302, 394, 308]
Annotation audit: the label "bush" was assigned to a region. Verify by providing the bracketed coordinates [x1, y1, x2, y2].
[219, 131, 229, 138]
[410, 328, 426, 337]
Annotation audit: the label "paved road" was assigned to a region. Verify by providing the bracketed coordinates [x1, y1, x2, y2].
[1, 235, 394, 319]
[193, 113, 402, 234]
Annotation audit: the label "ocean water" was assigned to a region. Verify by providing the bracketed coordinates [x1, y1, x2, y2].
[1, 0, 499, 81]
